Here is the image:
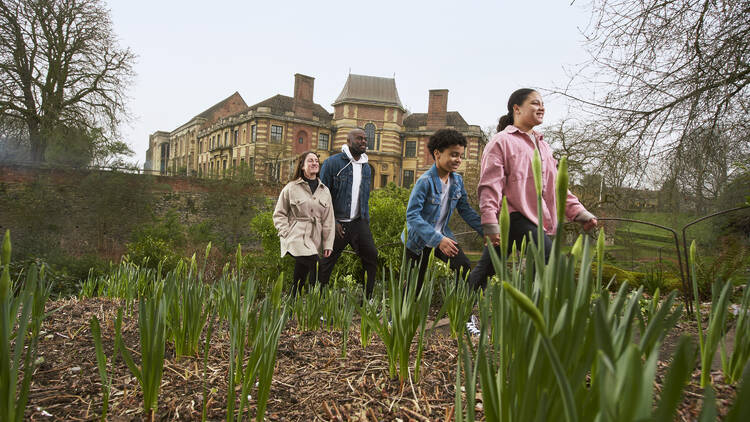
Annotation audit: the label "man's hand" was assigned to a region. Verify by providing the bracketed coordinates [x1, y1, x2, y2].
[487, 233, 501, 247]
[582, 218, 598, 231]
[323, 249, 332, 258]
[336, 223, 345, 238]
[438, 237, 459, 257]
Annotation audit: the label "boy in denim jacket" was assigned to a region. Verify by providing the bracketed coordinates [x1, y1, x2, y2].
[404, 129, 483, 294]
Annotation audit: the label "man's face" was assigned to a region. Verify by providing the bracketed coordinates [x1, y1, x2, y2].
[347, 129, 367, 155]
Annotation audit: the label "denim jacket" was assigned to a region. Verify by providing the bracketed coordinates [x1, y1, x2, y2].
[319, 152, 372, 221]
[404, 164, 483, 254]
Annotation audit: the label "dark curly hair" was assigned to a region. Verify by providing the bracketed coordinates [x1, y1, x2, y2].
[427, 129, 467, 160]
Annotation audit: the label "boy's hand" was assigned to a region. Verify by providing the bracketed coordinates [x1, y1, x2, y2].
[438, 237, 459, 257]
[336, 223, 345, 238]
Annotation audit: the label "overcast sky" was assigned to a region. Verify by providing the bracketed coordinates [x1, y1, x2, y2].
[108, 0, 594, 165]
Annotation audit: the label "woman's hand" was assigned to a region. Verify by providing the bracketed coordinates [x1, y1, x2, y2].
[582, 218, 598, 231]
[323, 249, 332, 258]
[487, 233, 501, 247]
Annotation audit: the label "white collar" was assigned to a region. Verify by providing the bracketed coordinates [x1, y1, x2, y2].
[342, 144, 368, 164]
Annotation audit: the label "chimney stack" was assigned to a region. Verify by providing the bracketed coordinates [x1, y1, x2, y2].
[426, 89, 448, 129]
[293, 73, 315, 119]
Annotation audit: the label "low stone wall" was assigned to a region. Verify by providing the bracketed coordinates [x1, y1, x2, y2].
[0, 164, 280, 259]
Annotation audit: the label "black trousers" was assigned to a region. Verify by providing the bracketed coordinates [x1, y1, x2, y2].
[468, 212, 552, 290]
[405, 244, 471, 296]
[318, 218, 378, 298]
[289, 254, 319, 297]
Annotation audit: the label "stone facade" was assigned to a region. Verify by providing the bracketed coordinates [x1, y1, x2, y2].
[146, 73, 485, 187]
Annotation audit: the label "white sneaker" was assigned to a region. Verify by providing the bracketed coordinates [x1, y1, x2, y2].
[465, 314, 480, 337]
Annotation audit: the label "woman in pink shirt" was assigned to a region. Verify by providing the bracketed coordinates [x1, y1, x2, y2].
[468, 88, 597, 290]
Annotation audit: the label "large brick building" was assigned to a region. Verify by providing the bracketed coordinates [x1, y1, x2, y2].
[145, 74, 485, 188]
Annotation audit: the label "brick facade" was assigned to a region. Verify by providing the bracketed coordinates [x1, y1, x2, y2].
[146, 74, 485, 188]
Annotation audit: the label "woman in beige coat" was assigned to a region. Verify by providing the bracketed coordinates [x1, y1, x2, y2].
[273, 151, 335, 296]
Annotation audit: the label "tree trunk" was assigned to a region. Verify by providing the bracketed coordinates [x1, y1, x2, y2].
[27, 120, 46, 162]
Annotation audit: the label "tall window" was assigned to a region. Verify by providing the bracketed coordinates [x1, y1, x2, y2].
[267, 162, 280, 181]
[251, 125, 257, 142]
[224, 132, 228, 146]
[318, 133, 329, 150]
[270, 125, 283, 143]
[405, 140, 416, 157]
[403, 170, 414, 188]
[233, 130, 238, 146]
[364, 123, 376, 150]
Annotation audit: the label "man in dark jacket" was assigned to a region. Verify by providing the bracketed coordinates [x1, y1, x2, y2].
[318, 128, 378, 298]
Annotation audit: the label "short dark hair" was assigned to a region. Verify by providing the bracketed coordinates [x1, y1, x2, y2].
[292, 150, 319, 180]
[427, 129, 467, 160]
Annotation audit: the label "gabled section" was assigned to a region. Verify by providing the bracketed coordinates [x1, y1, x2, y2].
[247, 94, 332, 123]
[192, 92, 248, 126]
[333, 74, 404, 110]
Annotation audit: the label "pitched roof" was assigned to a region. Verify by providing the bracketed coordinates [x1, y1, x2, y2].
[333, 74, 404, 109]
[247, 94, 332, 123]
[403, 112, 470, 129]
[192, 92, 247, 121]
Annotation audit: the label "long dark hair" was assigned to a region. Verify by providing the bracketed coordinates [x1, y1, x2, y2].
[497, 88, 536, 132]
[292, 150, 319, 180]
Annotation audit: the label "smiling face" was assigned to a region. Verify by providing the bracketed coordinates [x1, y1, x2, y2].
[347, 129, 367, 157]
[434, 144, 464, 177]
[301, 152, 320, 179]
[513, 91, 545, 131]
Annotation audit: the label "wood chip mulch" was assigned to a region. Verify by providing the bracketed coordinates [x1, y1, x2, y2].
[23, 298, 737, 421]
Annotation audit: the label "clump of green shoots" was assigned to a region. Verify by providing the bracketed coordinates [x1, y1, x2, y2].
[238, 274, 287, 422]
[0, 230, 52, 422]
[218, 261, 259, 421]
[291, 283, 325, 331]
[360, 245, 435, 384]
[114, 282, 167, 420]
[164, 246, 210, 358]
[690, 240, 732, 388]
[320, 283, 357, 357]
[436, 270, 478, 341]
[722, 277, 750, 384]
[454, 157, 694, 421]
[89, 316, 112, 421]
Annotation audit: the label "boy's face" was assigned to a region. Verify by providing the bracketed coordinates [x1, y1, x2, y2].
[434, 144, 464, 174]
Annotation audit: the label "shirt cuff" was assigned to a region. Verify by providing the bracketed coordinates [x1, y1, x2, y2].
[574, 210, 596, 223]
[482, 223, 500, 235]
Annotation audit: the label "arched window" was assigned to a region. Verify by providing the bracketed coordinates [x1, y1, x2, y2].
[364, 123, 376, 151]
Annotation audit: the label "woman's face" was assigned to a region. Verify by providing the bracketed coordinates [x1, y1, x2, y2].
[513, 91, 545, 129]
[302, 153, 320, 178]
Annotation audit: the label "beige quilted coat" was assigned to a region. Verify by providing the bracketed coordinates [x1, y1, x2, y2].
[273, 178, 335, 257]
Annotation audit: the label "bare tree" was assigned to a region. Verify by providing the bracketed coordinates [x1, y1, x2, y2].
[665, 125, 748, 213]
[0, 0, 135, 162]
[557, 0, 750, 181]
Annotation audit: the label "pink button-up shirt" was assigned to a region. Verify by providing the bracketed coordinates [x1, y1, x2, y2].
[478, 125, 587, 235]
